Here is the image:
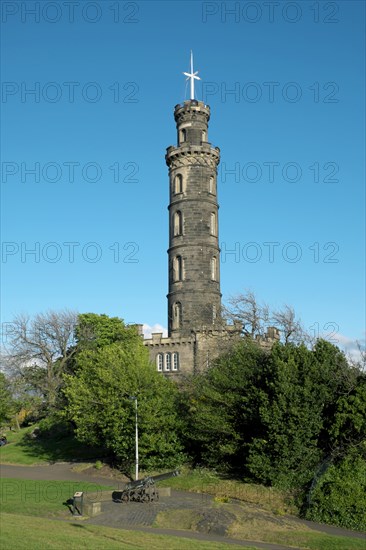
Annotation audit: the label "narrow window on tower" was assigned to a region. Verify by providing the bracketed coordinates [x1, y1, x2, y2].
[172, 352, 179, 371]
[173, 255, 183, 281]
[213, 304, 217, 322]
[211, 257, 217, 281]
[210, 212, 217, 236]
[172, 302, 182, 329]
[165, 353, 171, 371]
[156, 353, 163, 372]
[174, 174, 183, 194]
[209, 176, 215, 195]
[202, 130, 207, 142]
[173, 211, 183, 236]
[179, 129, 186, 144]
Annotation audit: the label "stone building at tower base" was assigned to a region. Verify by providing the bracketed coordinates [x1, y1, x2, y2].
[143, 325, 280, 378]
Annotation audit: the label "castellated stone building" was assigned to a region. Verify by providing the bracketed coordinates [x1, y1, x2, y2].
[143, 98, 279, 377]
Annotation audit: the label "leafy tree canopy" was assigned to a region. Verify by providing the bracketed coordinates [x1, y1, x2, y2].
[63, 331, 185, 473]
[0, 372, 13, 425]
[75, 313, 139, 351]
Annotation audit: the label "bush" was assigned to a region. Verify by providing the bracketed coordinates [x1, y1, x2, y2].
[305, 452, 366, 531]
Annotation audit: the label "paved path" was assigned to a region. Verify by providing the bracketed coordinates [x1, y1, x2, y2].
[0, 462, 122, 488]
[1, 462, 365, 549]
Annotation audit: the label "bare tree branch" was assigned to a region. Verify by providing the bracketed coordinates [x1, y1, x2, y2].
[271, 305, 304, 344]
[2, 310, 78, 408]
[224, 290, 268, 337]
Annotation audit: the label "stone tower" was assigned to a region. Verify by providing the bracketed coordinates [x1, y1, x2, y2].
[166, 100, 222, 337]
[142, 62, 279, 375]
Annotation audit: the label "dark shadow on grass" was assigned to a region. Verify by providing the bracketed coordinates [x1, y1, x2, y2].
[17, 430, 107, 464]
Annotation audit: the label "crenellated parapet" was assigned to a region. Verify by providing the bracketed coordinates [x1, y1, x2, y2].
[166, 144, 220, 170]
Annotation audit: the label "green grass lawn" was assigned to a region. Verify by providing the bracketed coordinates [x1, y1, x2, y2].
[1, 478, 364, 550]
[1, 432, 365, 550]
[0, 513, 250, 550]
[0, 427, 104, 465]
[0, 478, 113, 518]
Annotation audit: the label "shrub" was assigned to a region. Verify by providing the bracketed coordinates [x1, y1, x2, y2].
[305, 451, 366, 531]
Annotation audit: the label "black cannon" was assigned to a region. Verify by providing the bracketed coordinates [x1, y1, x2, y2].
[112, 470, 179, 503]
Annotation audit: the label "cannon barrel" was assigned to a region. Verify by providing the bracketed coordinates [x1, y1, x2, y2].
[149, 469, 180, 484]
[125, 469, 179, 490]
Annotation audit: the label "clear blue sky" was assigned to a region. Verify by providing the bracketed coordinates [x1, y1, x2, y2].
[1, 1, 365, 355]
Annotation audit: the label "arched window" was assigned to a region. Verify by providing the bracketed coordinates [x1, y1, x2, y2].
[172, 302, 182, 329]
[179, 129, 186, 143]
[202, 130, 207, 142]
[209, 176, 215, 194]
[210, 212, 217, 236]
[156, 353, 163, 372]
[211, 257, 217, 281]
[173, 255, 183, 281]
[172, 352, 179, 371]
[173, 211, 183, 236]
[164, 353, 171, 371]
[174, 174, 183, 194]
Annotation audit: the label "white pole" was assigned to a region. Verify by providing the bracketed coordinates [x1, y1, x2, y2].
[135, 398, 139, 481]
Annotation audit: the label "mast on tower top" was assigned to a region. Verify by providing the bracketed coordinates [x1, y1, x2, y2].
[183, 51, 201, 100]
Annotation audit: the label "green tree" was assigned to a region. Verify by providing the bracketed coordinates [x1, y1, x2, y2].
[64, 313, 141, 377]
[246, 343, 325, 489]
[305, 449, 366, 531]
[185, 339, 268, 472]
[0, 373, 13, 425]
[328, 374, 366, 460]
[188, 338, 358, 492]
[246, 340, 354, 489]
[75, 313, 139, 351]
[63, 338, 184, 473]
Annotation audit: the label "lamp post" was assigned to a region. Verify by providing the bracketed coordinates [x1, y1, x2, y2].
[128, 396, 139, 480]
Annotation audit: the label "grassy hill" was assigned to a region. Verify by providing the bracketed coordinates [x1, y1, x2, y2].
[1, 427, 365, 550]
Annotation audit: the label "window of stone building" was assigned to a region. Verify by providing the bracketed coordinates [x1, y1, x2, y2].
[172, 302, 182, 329]
[209, 176, 215, 194]
[212, 304, 217, 321]
[156, 353, 163, 371]
[173, 255, 183, 281]
[211, 256, 217, 280]
[172, 352, 179, 371]
[179, 129, 186, 143]
[174, 173, 183, 194]
[210, 212, 217, 236]
[202, 130, 207, 142]
[165, 352, 171, 371]
[173, 211, 183, 236]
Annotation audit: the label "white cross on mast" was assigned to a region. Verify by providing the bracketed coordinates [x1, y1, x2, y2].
[183, 51, 201, 100]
